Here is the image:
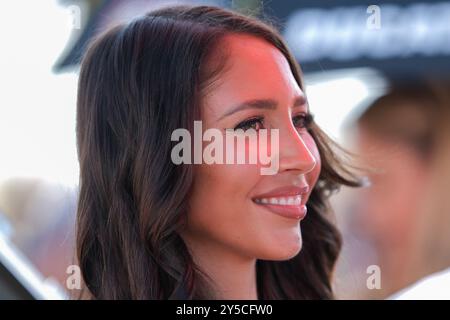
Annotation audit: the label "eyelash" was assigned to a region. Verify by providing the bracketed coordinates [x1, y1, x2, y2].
[232, 113, 314, 131]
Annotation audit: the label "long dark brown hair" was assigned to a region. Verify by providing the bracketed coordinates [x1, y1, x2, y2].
[76, 5, 361, 299]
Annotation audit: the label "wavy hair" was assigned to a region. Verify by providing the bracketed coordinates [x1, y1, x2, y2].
[76, 5, 361, 299]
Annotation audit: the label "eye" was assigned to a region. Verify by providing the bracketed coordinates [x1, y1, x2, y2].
[233, 117, 265, 131]
[292, 113, 314, 130]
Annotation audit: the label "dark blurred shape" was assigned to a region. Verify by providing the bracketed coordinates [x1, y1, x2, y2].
[0, 265, 32, 299]
[55, 0, 227, 72]
[54, 0, 105, 71]
[56, 0, 450, 80]
[273, 0, 450, 79]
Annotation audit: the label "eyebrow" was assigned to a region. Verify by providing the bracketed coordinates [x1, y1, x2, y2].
[217, 95, 307, 121]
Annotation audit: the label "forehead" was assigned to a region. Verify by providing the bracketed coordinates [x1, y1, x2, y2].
[203, 33, 302, 106]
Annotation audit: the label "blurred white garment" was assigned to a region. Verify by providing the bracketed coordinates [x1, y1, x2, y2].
[390, 267, 450, 300]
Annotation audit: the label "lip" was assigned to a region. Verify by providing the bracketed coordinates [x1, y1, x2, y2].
[254, 202, 308, 220]
[252, 185, 310, 199]
[251, 185, 309, 220]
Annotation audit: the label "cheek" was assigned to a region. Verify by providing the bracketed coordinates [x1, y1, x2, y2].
[185, 161, 262, 250]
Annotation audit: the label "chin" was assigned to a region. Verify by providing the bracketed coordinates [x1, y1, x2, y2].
[257, 235, 303, 261]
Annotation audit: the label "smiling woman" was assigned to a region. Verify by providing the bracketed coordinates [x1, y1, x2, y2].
[75, 5, 361, 299]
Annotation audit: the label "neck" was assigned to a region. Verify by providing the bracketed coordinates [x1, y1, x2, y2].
[182, 234, 258, 299]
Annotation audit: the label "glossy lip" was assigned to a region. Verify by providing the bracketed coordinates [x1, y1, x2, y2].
[252, 186, 309, 199]
[251, 185, 309, 220]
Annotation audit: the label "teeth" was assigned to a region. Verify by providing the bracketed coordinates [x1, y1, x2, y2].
[254, 196, 301, 206]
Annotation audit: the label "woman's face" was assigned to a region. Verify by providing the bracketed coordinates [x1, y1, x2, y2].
[181, 34, 321, 261]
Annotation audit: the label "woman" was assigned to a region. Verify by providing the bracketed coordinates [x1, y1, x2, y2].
[76, 5, 360, 299]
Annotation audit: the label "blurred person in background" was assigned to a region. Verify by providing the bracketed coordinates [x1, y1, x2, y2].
[352, 79, 450, 298]
[0, 178, 76, 287]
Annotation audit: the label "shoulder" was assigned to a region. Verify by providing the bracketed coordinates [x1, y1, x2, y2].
[390, 267, 450, 300]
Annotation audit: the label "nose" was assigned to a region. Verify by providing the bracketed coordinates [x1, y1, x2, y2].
[277, 126, 317, 174]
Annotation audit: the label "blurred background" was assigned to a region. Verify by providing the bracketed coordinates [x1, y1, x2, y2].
[0, 0, 449, 299]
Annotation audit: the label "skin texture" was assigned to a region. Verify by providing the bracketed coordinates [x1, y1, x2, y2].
[179, 34, 321, 299]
